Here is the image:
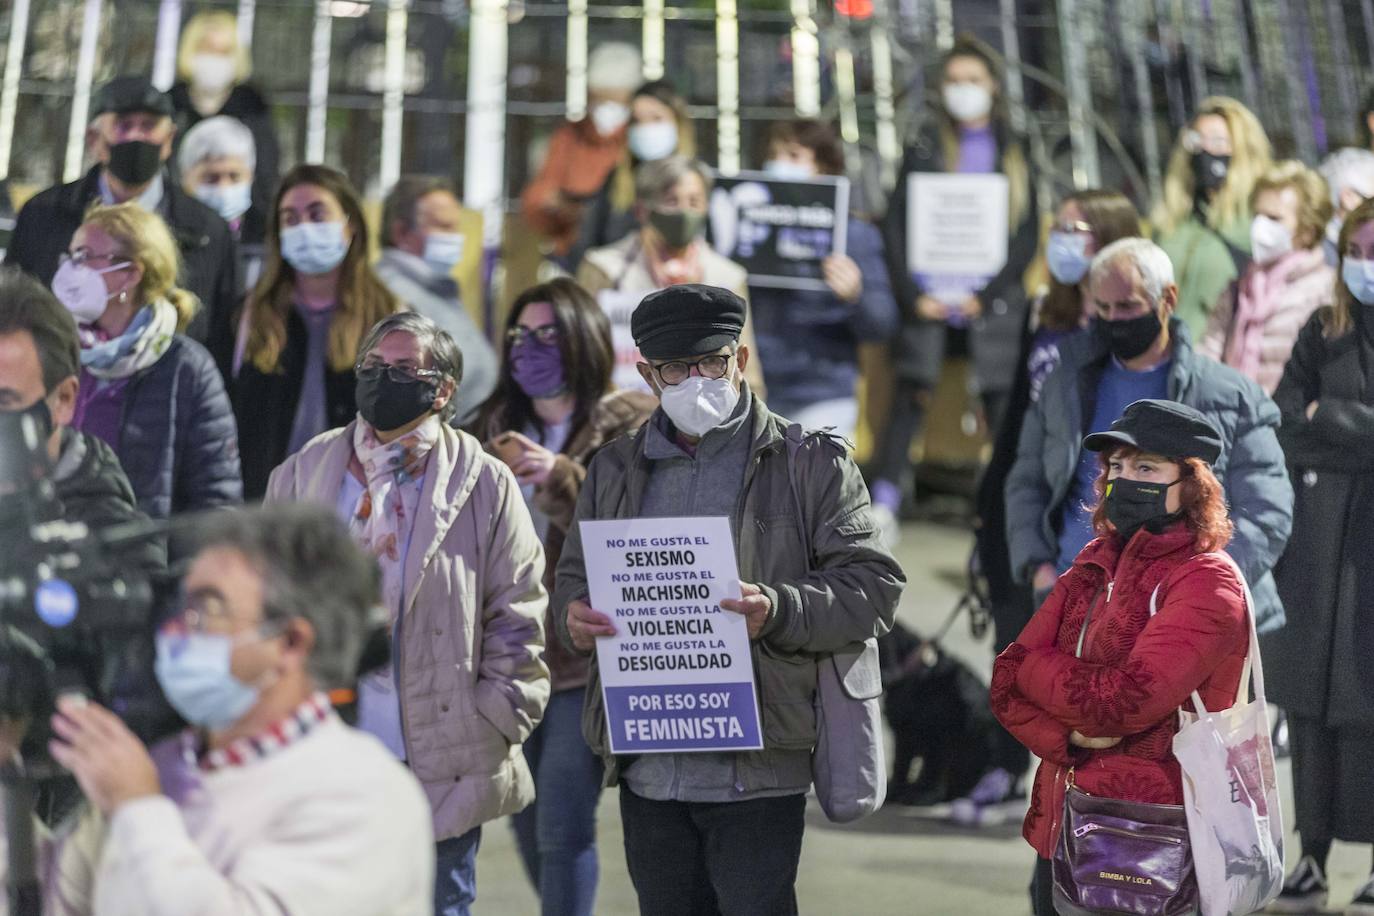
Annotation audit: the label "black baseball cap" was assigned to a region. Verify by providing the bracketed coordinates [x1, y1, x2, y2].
[631, 284, 746, 360]
[93, 76, 175, 119]
[1082, 399, 1223, 465]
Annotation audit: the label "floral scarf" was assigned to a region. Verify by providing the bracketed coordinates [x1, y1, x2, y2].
[347, 415, 441, 623]
[78, 299, 178, 381]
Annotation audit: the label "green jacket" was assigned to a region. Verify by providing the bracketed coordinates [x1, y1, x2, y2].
[1158, 210, 1252, 339]
[552, 397, 906, 788]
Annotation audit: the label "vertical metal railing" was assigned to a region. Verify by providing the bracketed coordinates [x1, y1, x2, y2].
[871, 20, 901, 189]
[304, 0, 333, 163]
[642, 0, 665, 81]
[237, 0, 256, 52]
[714, 0, 740, 175]
[998, 0, 1026, 135]
[1322, 0, 1358, 146]
[933, 0, 953, 50]
[465, 0, 508, 248]
[790, 0, 821, 118]
[1229, 0, 1259, 115]
[565, 0, 589, 122]
[0, 0, 33, 182]
[151, 0, 183, 91]
[1057, 0, 1100, 187]
[63, 0, 104, 183]
[378, 0, 408, 191]
[1275, 0, 1317, 161]
[1124, 0, 1163, 203]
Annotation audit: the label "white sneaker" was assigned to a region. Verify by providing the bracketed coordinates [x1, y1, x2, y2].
[871, 503, 901, 550]
[1266, 855, 1329, 913]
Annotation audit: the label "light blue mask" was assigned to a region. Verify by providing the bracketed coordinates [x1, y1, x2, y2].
[280, 221, 349, 275]
[627, 121, 678, 162]
[1342, 257, 1374, 306]
[155, 632, 265, 730]
[1046, 230, 1092, 285]
[195, 181, 253, 223]
[763, 159, 816, 181]
[422, 231, 465, 271]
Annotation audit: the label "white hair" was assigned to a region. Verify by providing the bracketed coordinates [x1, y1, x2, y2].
[1088, 237, 1176, 305]
[1318, 147, 1374, 205]
[587, 42, 642, 94]
[178, 115, 256, 174]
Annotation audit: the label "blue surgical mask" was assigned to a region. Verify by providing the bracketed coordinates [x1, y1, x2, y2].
[763, 159, 816, 181]
[195, 181, 253, 223]
[280, 221, 349, 275]
[422, 231, 465, 271]
[1046, 230, 1092, 285]
[1342, 257, 1374, 306]
[154, 631, 269, 730]
[627, 121, 678, 162]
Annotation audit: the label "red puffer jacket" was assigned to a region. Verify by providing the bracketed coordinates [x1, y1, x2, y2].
[990, 522, 1248, 859]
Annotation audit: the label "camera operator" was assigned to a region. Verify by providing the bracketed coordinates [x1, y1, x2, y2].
[43, 503, 434, 915]
[0, 267, 163, 574]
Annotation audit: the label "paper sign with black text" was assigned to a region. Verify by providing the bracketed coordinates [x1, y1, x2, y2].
[906, 173, 1009, 277]
[595, 288, 653, 394]
[579, 516, 763, 755]
[707, 171, 849, 290]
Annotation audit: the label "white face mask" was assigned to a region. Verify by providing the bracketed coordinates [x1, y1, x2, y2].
[591, 101, 631, 137]
[190, 53, 237, 93]
[280, 221, 349, 275]
[628, 121, 679, 162]
[51, 258, 133, 324]
[1250, 215, 1294, 266]
[658, 374, 740, 438]
[422, 231, 465, 270]
[195, 181, 252, 223]
[763, 159, 816, 181]
[942, 83, 994, 124]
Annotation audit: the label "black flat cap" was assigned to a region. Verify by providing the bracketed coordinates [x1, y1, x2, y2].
[1082, 399, 1223, 464]
[94, 76, 175, 119]
[631, 284, 746, 359]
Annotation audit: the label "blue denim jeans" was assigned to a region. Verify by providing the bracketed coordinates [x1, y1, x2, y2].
[510, 687, 604, 916]
[434, 825, 481, 916]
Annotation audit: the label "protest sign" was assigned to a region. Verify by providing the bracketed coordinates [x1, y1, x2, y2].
[707, 171, 849, 290]
[906, 173, 1009, 278]
[579, 516, 763, 755]
[595, 288, 652, 393]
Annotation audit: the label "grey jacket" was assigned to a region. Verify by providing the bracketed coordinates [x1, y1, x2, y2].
[553, 396, 906, 789]
[1004, 319, 1294, 631]
[374, 249, 499, 424]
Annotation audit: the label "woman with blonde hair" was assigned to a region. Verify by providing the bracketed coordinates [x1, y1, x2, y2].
[234, 163, 400, 499]
[170, 8, 281, 246]
[1154, 96, 1272, 336]
[1199, 159, 1334, 393]
[1264, 196, 1374, 914]
[50, 201, 241, 517]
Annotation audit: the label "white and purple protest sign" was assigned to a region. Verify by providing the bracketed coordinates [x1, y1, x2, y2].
[579, 516, 763, 755]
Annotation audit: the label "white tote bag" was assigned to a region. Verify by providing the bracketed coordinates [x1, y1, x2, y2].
[1149, 554, 1285, 916]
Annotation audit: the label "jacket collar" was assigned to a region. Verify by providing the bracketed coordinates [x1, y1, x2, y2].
[1064, 316, 1195, 399]
[1076, 520, 1197, 574]
[59, 166, 214, 253]
[379, 247, 459, 299]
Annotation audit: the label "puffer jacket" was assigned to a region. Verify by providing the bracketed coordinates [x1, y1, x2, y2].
[991, 523, 1249, 859]
[1199, 247, 1334, 394]
[1004, 318, 1294, 631]
[1157, 210, 1252, 340]
[480, 389, 658, 691]
[104, 334, 243, 520]
[552, 396, 905, 788]
[265, 421, 550, 840]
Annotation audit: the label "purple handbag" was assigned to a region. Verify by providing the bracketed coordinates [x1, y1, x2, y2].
[1052, 775, 1200, 916]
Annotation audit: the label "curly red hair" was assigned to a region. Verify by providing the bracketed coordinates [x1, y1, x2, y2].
[1089, 446, 1233, 552]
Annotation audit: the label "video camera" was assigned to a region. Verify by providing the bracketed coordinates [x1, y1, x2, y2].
[0, 407, 168, 782]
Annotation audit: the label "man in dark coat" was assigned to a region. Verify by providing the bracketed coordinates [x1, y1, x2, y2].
[4, 76, 239, 375]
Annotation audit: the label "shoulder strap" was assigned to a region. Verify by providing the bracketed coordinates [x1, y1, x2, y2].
[1148, 550, 1263, 715]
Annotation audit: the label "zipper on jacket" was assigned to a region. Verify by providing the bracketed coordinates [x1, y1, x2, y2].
[1072, 822, 1183, 844]
[1049, 765, 1064, 848]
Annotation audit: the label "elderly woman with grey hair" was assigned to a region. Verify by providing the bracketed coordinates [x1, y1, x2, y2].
[265, 310, 550, 916]
[576, 155, 765, 393]
[178, 114, 266, 291]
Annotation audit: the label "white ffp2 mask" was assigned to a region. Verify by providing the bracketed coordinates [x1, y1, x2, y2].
[658, 375, 740, 438]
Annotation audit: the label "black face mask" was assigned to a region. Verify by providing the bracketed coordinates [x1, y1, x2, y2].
[1095, 310, 1163, 362]
[355, 373, 437, 433]
[1105, 476, 1181, 541]
[1192, 151, 1231, 197]
[106, 140, 164, 186]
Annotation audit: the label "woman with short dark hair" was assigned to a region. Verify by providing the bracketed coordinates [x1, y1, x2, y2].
[991, 399, 1250, 916]
[477, 277, 654, 916]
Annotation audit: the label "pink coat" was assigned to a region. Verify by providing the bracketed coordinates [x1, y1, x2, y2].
[1199, 248, 1334, 393]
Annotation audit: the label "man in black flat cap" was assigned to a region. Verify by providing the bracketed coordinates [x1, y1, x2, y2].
[5, 75, 238, 371]
[553, 283, 905, 915]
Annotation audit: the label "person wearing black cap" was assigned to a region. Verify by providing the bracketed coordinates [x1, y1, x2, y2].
[5, 75, 239, 374]
[991, 398, 1252, 916]
[1005, 236, 1292, 637]
[551, 283, 905, 915]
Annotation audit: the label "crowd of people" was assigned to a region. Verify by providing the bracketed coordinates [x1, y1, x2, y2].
[1, 10, 1373, 915]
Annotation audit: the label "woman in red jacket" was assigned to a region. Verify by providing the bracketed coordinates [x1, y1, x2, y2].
[991, 398, 1250, 915]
